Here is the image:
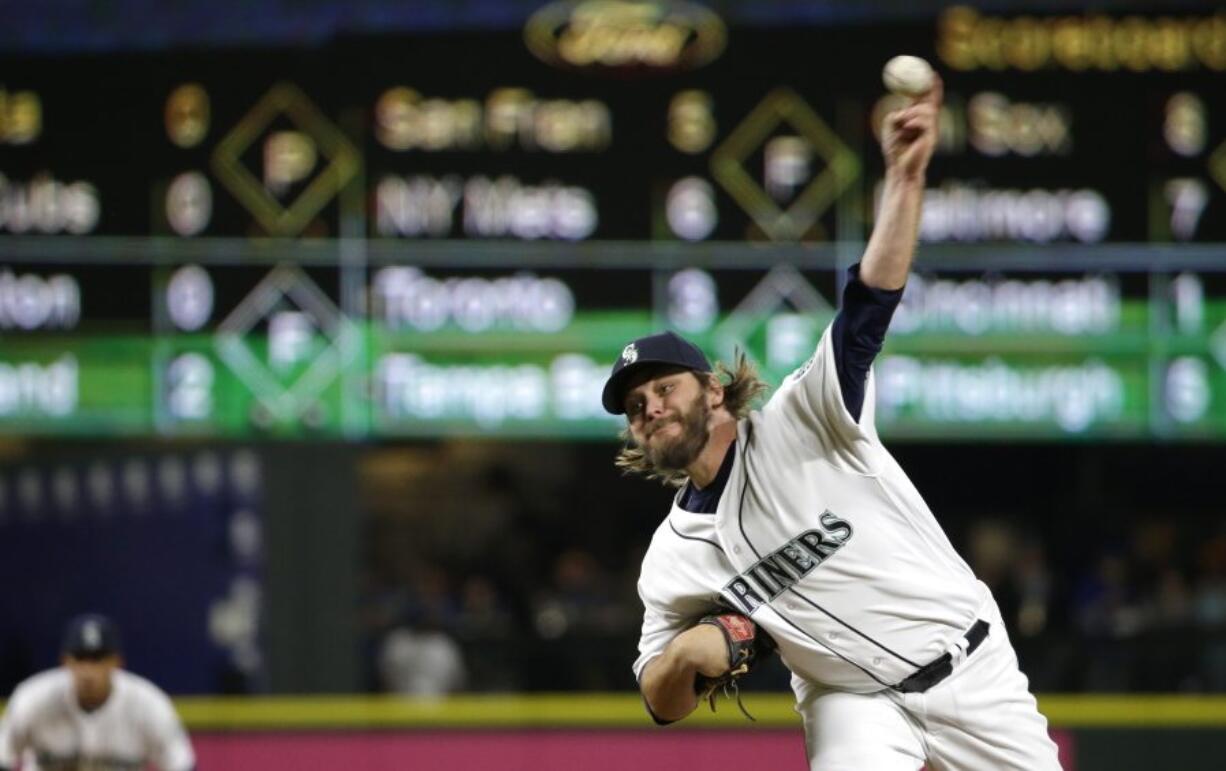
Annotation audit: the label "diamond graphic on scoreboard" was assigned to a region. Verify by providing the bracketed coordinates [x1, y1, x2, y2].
[212, 83, 359, 236]
[712, 265, 831, 369]
[1211, 320, 1226, 374]
[214, 265, 357, 425]
[711, 88, 858, 241]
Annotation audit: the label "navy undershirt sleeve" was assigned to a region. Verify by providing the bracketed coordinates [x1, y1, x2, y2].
[831, 264, 905, 423]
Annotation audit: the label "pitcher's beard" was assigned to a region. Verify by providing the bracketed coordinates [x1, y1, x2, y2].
[644, 396, 711, 473]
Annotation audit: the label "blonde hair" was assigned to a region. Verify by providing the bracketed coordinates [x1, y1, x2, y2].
[614, 352, 770, 487]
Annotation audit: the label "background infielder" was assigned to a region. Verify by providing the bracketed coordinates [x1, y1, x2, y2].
[0, 614, 195, 771]
[602, 73, 1062, 770]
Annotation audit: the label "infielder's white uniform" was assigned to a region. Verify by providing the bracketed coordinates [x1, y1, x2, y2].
[0, 668, 195, 771]
[633, 323, 1061, 770]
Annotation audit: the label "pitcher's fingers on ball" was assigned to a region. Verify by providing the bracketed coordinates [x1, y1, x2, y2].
[889, 108, 918, 132]
[918, 71, 944, 106]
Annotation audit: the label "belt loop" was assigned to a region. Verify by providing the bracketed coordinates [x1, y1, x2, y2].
[949, 635, 970, 668]
[893, 618, 990, 694]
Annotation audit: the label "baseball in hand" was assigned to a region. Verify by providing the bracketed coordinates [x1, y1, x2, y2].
[882, 55, 934, 97]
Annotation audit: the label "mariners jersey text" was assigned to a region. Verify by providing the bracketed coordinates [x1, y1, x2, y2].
[723, 511, 853, 614]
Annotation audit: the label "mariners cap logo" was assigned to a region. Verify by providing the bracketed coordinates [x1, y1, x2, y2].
[621, 343, 638, 364]
[83, 621, 101, 648]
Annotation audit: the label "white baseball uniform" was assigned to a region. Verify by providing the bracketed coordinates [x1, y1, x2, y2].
[632, 298, 1061, 769]
[0, 668, 195, 771]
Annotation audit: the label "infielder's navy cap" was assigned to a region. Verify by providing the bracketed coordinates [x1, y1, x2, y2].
[602, 330, 711, 415]
[61, 614, 122, 658]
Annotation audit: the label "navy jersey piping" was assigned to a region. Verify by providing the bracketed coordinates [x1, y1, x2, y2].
[668, 520, 724, 552]
[785, 587, 921, 668]
[735, 420, 919, 670]
[766, 603, 892, 688]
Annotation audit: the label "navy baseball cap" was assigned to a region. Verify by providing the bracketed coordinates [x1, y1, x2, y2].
[601, 330, 711, 414]
[61, 614, 122, 658]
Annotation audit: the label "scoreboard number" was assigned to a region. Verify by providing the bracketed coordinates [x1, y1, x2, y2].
[166, 352, 215, 421]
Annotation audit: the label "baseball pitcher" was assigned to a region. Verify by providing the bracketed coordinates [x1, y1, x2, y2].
[603, 73, 1062, 770]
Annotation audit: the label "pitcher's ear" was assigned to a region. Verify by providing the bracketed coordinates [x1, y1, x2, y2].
[703, 373, 725, 409]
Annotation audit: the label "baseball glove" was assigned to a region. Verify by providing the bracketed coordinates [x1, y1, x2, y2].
[692, 612, 777, 720]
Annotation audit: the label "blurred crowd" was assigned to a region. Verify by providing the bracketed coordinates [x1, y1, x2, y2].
[967, 516, 1226, 692]
[357, 444, 645, 694]
[357, 444, 1226, 696]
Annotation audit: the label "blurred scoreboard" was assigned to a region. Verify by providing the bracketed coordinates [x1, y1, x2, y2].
[1, 3, 1226, 440]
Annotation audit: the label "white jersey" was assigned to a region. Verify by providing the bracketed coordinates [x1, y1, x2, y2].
[634, 322, 983, 693]
[0, 668, 195, 771]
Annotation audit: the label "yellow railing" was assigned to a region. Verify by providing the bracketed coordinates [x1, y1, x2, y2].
[4, 693, 1224, 729]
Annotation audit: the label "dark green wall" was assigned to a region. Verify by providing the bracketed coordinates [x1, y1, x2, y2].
[263, 444, 362, 693]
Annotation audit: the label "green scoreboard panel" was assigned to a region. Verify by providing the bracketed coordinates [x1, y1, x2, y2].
[1, 241, 1223, 440]
[1, 4, 1225, 439]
